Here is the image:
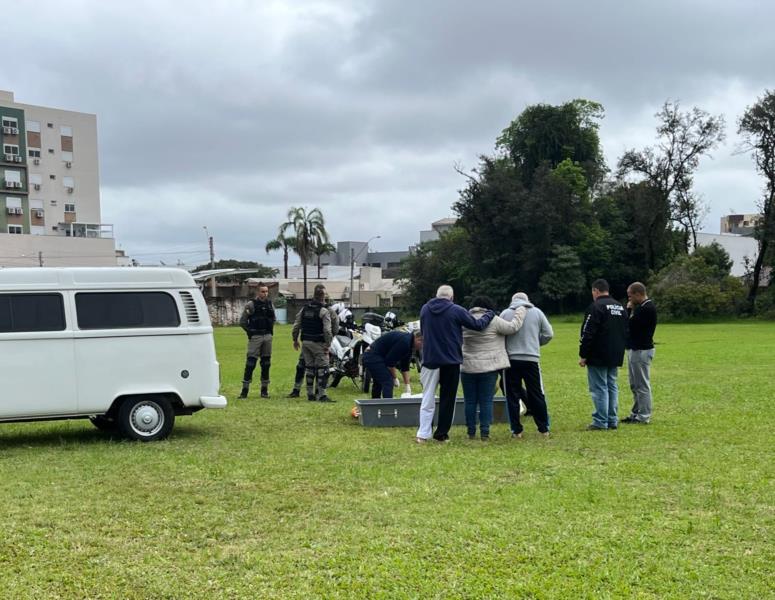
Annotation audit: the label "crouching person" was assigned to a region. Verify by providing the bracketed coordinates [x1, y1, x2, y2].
[292, 286, 334, 402]
[363, 330, 423, 399]
[239, 283, 275, 398]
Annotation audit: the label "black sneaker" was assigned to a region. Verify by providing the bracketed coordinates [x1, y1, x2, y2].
[318, 395, 336, 403]
[238, 389, 248, 399]
[586, 424, 607, 431]
[307, 394, 317, 402]
[260, 389, 270, 398]
[621, 416, 637, 424]
[287, 390, 301, 398]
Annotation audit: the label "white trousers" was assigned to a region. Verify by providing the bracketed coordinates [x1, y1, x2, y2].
[416, 367, 439, 440]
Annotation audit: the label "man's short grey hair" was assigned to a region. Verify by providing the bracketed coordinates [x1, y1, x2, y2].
[436, 285, 454, 299]
[512, 292, 529, 302]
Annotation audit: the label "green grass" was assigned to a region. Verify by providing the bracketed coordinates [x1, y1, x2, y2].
[0, 322, 773, 599]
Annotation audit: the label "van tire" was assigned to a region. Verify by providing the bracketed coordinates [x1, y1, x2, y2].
[118, 396, 175, 441]
[89, 415, 119, 434]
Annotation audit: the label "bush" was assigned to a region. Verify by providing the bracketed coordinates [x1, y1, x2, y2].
[650, 253, 747, 320]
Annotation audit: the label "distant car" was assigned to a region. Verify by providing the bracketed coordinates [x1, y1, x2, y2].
[0, 267, 227, 441]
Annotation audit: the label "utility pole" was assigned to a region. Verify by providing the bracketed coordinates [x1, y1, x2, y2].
[38, 251, 43, 267]
[204, 226, 216, 297]
[349, 247, 354, 306]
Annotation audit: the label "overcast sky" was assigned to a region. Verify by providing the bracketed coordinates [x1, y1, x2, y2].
[3, 0, 772, 267]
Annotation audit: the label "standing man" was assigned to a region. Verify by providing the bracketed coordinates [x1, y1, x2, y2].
[239, 283, 276, 398]
[501, 292, 553, 438]
[417, 285, 494, 443]
[362, 330, 423, 399]
[579, 279, 628, 430]
[287, 285, 338, 398]
[292, 285, 334, 402]
[623, 282, 657, 424]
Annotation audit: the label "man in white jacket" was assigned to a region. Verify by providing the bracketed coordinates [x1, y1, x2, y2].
[500, 292, 553, 438]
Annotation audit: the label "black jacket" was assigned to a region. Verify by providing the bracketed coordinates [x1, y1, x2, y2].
[579, 296, 628, 367]
[627, 299, 657, 350]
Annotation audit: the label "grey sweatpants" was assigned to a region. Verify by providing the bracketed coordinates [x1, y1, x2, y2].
[627, 349, 654, 422]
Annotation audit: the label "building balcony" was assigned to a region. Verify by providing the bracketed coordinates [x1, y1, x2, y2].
[56, 222, 114, 239]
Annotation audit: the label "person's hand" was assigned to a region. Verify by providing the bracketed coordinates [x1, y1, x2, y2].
[627, 300, 633, 309]
[293, 340, 300, 351]
[579, 358, 587, 367]
[393, 378, 400, 388]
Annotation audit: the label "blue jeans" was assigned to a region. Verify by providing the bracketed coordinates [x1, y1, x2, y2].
[587, 366, 619, 428]
[461, 371, 498, 437]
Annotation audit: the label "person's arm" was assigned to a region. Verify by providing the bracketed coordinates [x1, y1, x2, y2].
[493, 308, 526, 335]
[321, 309, 333, 345]
[268, 302, 276, 325]
[291, 309, 303, 349]
[579, 305, 601, 362]
[539, 312, 553, 346]
[239, 302, 253, 335]
[458, 305, 494, 331]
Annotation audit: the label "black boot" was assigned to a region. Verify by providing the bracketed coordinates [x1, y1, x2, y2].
[260, 384, 269, 398]
[238, 385, 249, 399]
[287, 389, 300, 398]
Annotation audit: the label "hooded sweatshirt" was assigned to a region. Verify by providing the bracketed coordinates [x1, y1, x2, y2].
[500, 299, 553, 362]
[420, 297, 494, 369]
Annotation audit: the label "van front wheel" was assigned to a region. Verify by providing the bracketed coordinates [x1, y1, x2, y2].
[118, 396, 175, 441]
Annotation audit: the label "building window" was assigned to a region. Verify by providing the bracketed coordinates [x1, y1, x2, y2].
[63, 176, 74, 188]
[3, 144, 19, 155]
[1, 116, 18, 128]
[75, 292, 181, 330]
[26, 120, 41, 133]
[28, 148, 41, 158]
[64, 203, 75, 213]
[60, 125, 73, 137]
[50, 175, 56, 180]
[47, 123, 54, 128]
[7, 225, 23, 234]
[48, 148, 55, 154]
[0, 294, 66, 332]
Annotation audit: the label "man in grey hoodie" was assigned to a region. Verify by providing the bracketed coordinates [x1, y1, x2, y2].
[500, 292, 553, 437]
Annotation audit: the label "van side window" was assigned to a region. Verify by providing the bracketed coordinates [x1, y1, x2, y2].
[0, 294, 66, 332]
[75, 292, 181, 329]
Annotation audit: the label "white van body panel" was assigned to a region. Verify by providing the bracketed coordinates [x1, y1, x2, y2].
[0, 267, 226, 425]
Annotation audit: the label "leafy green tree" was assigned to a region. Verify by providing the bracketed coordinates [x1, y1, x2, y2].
[264, 232, 296, 279]
[283, 206, 329, 299]
[692, 241, 734, 281]
[738, 89, 775, 310]
[398, 226, 475, 311]
[538, 245, 585, 312]
[618, 101, 725, 251]
[497, 99, 606, 189]
[313, 241, 336, 279]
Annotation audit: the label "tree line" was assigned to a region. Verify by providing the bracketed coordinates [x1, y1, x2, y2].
[400, 92, 775, 319]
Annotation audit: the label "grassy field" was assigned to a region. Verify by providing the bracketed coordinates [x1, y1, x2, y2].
[0, 321, 773, 599]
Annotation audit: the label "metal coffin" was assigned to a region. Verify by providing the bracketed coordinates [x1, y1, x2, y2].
[355, 396, 509, 427]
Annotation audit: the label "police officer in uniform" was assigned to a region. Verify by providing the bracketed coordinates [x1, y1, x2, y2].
[291, 285, 334, 402]
[239, 283, 276, 398]
[287, 284, 338, 398]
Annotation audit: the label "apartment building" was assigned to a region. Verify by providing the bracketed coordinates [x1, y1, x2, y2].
[1, 89, 116, 267]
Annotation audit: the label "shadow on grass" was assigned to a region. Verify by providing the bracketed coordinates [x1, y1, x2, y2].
[0, 421, 213, 449]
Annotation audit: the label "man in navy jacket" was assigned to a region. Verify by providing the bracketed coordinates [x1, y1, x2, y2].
[419, 285, 494, 442]
[362, 330, 423, 399]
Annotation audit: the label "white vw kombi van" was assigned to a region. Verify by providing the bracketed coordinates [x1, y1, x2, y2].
[0, 267, 227, 441]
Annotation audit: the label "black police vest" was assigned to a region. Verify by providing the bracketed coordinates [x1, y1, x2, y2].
[247, 300, 274, 334]
[300, 301, 325, 342]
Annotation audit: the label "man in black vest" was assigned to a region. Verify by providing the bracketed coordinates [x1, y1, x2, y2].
[239, 283, 276, 398]
[291, 285, 334, 402]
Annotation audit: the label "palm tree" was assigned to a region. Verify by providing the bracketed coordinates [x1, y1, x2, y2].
[283, 206, 329, 299]
[264, 232, 296, 279]
[313, 241, 336, 279]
